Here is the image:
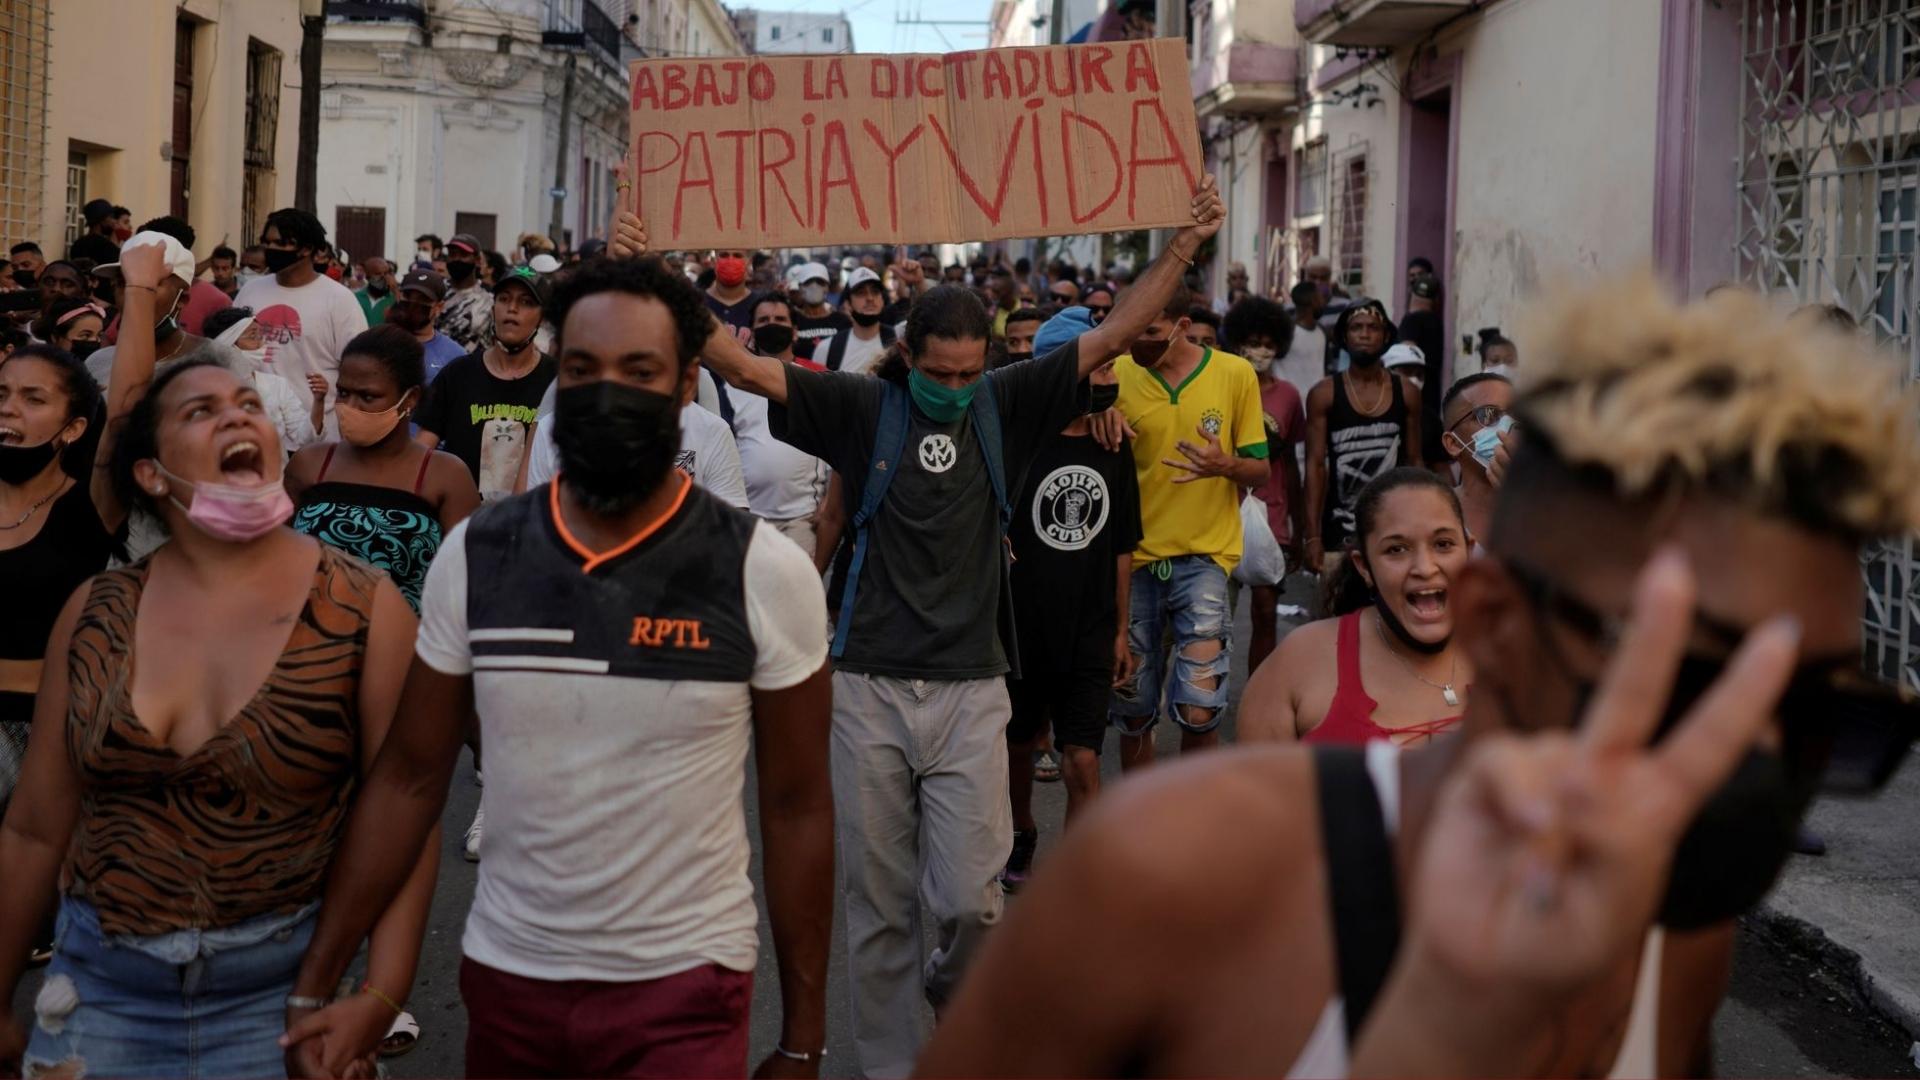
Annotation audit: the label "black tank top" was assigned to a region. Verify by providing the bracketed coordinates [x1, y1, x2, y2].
[1322, 371, 1409, 547]
[291, 446, 442, 612]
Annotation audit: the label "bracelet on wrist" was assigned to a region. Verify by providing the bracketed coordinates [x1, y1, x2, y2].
[773, 1043, 827, 1062]
[361, 982, 404, 1017]
[126, 284, 157, 293]
[1168, 246, 1195, 267]
[1304, 537, 1322, 548]
[285, 994, 331, 1010]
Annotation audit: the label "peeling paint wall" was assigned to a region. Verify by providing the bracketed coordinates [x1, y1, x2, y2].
[1446, 0, 1662, 367]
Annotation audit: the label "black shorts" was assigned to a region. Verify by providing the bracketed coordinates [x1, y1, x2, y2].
[1006, 665, 1110, 753]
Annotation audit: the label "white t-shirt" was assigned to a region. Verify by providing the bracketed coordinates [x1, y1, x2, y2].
[731, 389, 828, 522]
[233, 274, 369, 436]
[834, 330, 887, 375]
[1277, 322, 1327, 402]
[254, 371, 317, 457]
[525, 382, 750, 509]
[415, 512, 828, 980]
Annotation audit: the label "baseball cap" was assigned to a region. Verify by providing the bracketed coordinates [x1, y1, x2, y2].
[528, 253, 563, 274]
[846, 267, 883, 293]
[491, 265, 549, 307]
[447, 233, 482, 257]
[1383, 342, 1426, 371]
[787, 261, 829, 289]
[93, 231, 195, 286]
[1035, 306, 1095, 356]
[397, 268, 447, 302]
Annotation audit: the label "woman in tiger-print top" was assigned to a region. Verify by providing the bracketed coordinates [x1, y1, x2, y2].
[0, 262, 437, 1080]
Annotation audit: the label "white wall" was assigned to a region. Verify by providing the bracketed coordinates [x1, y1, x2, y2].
[1290, 49, 1402, 305]
[1445, 0, 1662, 354]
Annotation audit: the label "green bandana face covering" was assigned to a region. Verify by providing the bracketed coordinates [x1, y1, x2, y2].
[908, 367, 978, 423]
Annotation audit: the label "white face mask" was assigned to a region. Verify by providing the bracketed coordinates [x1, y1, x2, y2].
[1483, 362, 1517, 380]
[1243, 345, 1276, 373]
[799, 283, 828, 306]
[237, 268, 266, 286]
[237, 345, 269, 368]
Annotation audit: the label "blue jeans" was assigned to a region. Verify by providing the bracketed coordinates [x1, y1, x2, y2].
[1109, 556, 1232, 735]
[25, 896, 318, 1079]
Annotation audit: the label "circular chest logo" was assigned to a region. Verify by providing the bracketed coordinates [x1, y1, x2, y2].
[918, 433, 957, 473]
[1200, 408, 1225, 437]
[1032, 464, 1110, 551]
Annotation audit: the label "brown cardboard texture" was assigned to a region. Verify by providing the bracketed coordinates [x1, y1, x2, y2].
[626, 40, 1203, 249]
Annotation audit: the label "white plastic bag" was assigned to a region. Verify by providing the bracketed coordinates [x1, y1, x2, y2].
[1233, 493, 1286, 586]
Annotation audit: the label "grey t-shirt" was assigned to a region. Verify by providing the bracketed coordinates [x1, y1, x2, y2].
[773, 342, 1083, 679]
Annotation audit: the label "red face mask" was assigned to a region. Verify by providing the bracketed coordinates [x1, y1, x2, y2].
[714, 256, 747, 288]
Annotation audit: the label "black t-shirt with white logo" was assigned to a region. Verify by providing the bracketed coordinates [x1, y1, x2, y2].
[792, 310, 850, 362]
[772, 343, 1082, 679]
[1008, 429, 1141, 672]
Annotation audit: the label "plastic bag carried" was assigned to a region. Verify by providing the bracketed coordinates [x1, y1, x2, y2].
[1232, 493, 1286, 587]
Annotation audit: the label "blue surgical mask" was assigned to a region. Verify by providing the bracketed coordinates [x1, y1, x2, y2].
[1470, 415, 1515, 471]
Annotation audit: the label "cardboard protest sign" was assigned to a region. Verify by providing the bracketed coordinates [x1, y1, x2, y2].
[626, 39, 1203, 249]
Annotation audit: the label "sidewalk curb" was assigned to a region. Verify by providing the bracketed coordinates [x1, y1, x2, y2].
[1751, 902, 1920, 1041]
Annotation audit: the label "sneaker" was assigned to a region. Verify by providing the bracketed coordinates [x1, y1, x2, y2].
[1033, 751, 1061, 783]
[464, 806, 485, 862]
[1000, 829, 1038, 893]
[474, 767, 483, 787]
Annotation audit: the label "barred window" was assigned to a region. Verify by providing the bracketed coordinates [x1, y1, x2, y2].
[0, 0, 48, 247]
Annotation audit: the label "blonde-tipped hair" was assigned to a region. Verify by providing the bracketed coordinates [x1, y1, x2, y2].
[1511, 275, 1920, 542]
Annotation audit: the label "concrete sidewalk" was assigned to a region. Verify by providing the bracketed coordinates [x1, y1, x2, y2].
[1756, 756, 1920, 1041]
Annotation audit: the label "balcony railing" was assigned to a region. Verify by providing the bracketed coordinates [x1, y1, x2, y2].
[325, 0, 427, 27]
[543, 0, 622, 64]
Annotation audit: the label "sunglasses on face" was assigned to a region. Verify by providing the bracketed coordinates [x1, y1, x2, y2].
[1499, 554, 1919, 795]
[1447, 404, 1509, 434]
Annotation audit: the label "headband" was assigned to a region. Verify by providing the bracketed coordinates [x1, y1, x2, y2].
[54, 303, 106, 330]
[213, 316, 256, 349]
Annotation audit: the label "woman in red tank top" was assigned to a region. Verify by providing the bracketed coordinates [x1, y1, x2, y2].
[1240, 467, 1472, 746]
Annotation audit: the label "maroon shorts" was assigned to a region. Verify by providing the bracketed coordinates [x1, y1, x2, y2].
[460, 955, 753, 1079]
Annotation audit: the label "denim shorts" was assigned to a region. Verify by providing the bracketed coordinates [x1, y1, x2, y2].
[1109, 556, 1232, 735]
[25, 895, 318, 1079]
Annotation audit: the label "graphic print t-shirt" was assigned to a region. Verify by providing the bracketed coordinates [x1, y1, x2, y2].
[417, 350, 556, 500]
[772, 341, 1083, 679]
[436, 284, 494, 352]
[1009, 430, 1141, 672]
[792, 310, 850, 362]
[233, 274, 370, 436]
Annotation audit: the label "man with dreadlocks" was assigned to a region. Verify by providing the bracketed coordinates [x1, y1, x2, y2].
[917, 277, 1920, 1077]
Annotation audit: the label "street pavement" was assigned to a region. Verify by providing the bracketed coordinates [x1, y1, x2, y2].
[11, 576, 1916, 1077]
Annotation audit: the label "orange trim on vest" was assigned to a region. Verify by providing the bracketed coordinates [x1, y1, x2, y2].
[548, 470, 691, 573]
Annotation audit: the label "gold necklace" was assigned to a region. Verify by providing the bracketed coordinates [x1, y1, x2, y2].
[1373, 609, 1459, 707]
[0, 475, 68, 530]
[1344, 371, 1388, 415]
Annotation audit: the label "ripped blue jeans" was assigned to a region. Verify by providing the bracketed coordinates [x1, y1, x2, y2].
[24, 895, 317, 1079]
[1109, 556, 1232, 735]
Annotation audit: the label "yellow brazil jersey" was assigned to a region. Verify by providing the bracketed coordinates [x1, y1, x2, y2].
[1114, 346, 1270, 572]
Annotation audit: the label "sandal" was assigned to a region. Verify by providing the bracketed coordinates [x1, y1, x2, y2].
[379, 1010, 421, 1059]
[1033, 751, 1061, 783]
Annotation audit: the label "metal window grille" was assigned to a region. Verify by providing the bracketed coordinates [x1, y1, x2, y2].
[244, 40, 283, 249]
[64, 149, 85, 250]
[0, 0, 48, 246]
[1331, 147, 1369, 292]
[1296, 139, 1327, 219]
[1736, 0, 1920, 689]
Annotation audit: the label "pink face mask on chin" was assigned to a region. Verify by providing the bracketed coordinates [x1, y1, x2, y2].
[157, 464, 293, 542]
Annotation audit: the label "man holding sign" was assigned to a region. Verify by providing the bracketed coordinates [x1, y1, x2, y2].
[608, 170, 1221, 1076]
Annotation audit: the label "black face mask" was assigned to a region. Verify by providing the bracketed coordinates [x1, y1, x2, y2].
[753, 324, 795, 356]
[386, 303, 433, 334]
[68, 340, 102, 363]
[263, 247, 302, 274]
[0, 437, 61, 484]
[365, 281, 390, 298]
[553, 381, 681, 514]
[849, 308, 882, 328]
[1088, 383, 1119, 414]
[1559, 658, 1819, 929]
[1372, 589, 1447, 655]
[13, 269, 35, 288]
[1131, 334, 1172, 368]
[447, 260, 477, 283]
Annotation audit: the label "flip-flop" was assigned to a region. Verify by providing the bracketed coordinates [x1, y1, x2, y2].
[379, 1010, 421, 1059]
[1033, 751, 1061, 783]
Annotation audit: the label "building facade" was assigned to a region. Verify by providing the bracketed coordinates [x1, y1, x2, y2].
[315, 0, 742, 264]
[7, 0, 307, 260]
[730, 8, 854, 54]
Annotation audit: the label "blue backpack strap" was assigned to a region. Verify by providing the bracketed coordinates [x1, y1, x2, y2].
[832, 381, 911, 658]
[969, 375, 1011, 529]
